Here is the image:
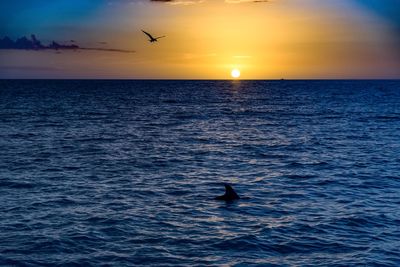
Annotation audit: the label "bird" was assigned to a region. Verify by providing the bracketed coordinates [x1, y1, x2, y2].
[215, 184, 240, 202]
[141, 30, 166, 43]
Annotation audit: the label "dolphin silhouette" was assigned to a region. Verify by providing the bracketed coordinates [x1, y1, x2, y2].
[215, 184, 240, 201]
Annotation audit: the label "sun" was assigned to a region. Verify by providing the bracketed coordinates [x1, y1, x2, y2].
[231, 69, 241, 79]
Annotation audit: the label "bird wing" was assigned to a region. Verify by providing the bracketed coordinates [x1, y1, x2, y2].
[155, 36, 166, 40]
[141, 30, 154, 40]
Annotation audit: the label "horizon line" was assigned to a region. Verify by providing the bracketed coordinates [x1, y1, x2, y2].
[1, 78, 400, 81]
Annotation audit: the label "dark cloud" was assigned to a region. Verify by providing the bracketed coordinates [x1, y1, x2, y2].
[225, 0, 269, 3]
[150, 0, 204, 4]
[0, 34, 135, 53]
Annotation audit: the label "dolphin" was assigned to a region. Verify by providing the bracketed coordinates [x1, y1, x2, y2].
[215, 184, 240, 201]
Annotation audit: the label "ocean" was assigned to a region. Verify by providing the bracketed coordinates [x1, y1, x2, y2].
[0, 80, 399, 266]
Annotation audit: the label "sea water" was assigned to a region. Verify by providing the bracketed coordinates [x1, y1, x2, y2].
[0, 80, 399, 266]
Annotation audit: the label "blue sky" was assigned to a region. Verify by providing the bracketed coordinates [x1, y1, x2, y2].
[1, 0, 399, 78]
[2, 0, 399, 36]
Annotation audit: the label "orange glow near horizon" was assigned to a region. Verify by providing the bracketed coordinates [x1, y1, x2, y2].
[1, 1, 399, 79]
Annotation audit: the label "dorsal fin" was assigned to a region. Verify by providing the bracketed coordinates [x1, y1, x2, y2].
[224, 184, 240, 199]
[215, 183, 240, 201]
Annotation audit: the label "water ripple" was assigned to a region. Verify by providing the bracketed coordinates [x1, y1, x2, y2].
[0, 80, 400, 266]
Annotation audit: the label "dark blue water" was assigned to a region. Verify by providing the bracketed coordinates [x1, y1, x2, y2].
[1, 80, 400, 266]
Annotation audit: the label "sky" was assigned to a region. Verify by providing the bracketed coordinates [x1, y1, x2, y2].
[0, 0, 400, 79]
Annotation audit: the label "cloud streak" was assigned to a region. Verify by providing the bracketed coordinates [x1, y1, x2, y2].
[149, 0, 268, 4]
[150, 0, 204, 4]
[0, 34, 135, 53]
[225, 0, 269, 3]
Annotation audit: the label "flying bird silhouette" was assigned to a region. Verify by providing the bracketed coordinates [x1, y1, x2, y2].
[141, 30, 166, 43]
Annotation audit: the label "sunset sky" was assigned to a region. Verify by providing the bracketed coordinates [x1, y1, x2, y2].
[1, 0, 399, 79]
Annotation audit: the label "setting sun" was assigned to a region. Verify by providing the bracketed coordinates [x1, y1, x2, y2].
[1, 1, 400, 266]
[231, 69, 241, 79]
